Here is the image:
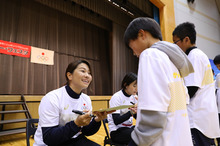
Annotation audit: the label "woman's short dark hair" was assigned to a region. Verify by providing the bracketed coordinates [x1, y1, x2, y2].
[214, 55, 220, 65]
[172, 22, 196, 44]
[121, 72, 137, 90]
[65, 60, 92, 85]
[124, 17, 162, 49]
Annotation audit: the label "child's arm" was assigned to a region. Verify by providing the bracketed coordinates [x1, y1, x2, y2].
[129, 110, 167, 146]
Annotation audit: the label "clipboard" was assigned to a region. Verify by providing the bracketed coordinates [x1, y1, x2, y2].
[93, 105, 135, 112]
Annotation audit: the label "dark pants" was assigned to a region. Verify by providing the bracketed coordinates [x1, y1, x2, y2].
[110, 126, 134, 145]
[61, 135, 100, 146]
[217, 114, 220, 145]
[128, 139, 137, 146]
[191, 128, 216, 146]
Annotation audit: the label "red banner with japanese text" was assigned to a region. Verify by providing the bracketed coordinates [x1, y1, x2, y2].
[0, 40, 31, 58]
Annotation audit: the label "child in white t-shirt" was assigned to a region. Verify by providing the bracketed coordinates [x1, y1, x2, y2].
[214, 55, 220, 113]
[214, 54, 220, 145]
[173, 22, 220, 146]
[124, 17, 193, 146]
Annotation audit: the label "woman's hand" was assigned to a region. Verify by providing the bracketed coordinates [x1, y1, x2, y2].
[93, 111, 107, 122]
[130, 106, 137, 115]
[93, 110, 116, 122]
[74, 112, 92, 127]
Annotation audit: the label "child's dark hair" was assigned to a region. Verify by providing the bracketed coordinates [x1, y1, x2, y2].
[172, 22, 196, 44]
[65, 60, 92, 85]
[124, 17, 162, 49]
[214, 55, 220, 65]
[121, 72, 137, 89]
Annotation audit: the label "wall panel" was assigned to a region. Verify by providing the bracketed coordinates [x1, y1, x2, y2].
[0, 0, 111, 95]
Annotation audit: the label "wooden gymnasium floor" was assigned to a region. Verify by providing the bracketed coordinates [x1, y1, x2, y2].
[0, 122, 107, 146]
[0, 122, 218, 146]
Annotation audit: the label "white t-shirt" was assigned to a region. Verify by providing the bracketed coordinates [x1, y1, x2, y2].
[137, 48, 193, 146]
[108, 90, 137, 133]
[184, 49, 220, 138]
[215, 73, 220, 113]
[34, 86, 92, 146]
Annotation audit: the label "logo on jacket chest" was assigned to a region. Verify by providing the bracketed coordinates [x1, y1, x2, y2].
[81, 103, 89, 111]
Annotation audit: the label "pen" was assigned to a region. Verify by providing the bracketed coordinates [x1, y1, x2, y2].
[130, 101, 135, 105]
[72, 109, 96, 117]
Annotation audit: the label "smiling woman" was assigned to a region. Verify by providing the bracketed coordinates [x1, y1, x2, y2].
[33, 60, 111, 146]
[65, 60, 93, 94]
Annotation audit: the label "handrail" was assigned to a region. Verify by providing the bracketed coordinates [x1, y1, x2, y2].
[0, 95, 112, 102]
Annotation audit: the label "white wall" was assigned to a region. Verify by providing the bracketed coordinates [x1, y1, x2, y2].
[174, 0, 220, 59]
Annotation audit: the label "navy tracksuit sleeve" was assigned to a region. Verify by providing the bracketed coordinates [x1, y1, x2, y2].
[112, 112, 132, 125]
[42, 118, 101, 145]
[81, 118, 101, 136]
[42, 121, 81, 145]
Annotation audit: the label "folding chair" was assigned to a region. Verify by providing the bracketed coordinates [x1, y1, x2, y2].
[102, 119, 126, 146]
[26, 118, 39, 146]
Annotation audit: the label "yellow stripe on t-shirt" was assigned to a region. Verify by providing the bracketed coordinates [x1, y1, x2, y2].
[201, 68, 214, 86]
[168, 81, 187, 112]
